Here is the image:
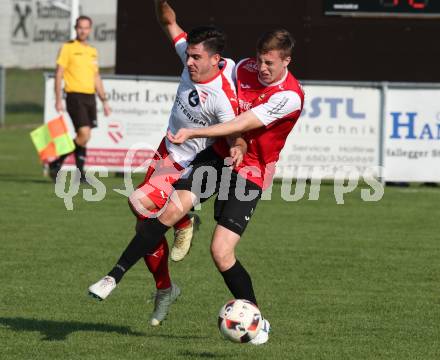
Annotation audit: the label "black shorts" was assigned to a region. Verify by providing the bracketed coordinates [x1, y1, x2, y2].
[66, 92, 97, 131]
[174, 146, 262, 236]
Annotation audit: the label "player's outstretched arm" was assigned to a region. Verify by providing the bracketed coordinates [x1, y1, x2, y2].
[154, 0, 184, 41]
[167, 111, 264, 144]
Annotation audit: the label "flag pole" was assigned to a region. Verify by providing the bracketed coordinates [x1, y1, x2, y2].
[70, 0, 80, 40]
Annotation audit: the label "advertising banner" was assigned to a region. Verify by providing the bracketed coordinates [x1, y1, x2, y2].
[45, 78, 385, 178]
[384, 88, 440, 182]
[276, 85, 382, 179]
[44, 76, 179, 171]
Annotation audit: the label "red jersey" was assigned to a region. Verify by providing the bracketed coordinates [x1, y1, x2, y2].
[232, 58, 304, 189]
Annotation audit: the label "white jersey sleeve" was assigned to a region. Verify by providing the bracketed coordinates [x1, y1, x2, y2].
[213, 92, 237, 123]
[173, 32, 188, 65]
[251, 90, 302, 126]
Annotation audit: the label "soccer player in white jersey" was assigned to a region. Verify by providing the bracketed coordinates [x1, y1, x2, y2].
[89, 27, 304, 345]
[89, 0, 246, 326]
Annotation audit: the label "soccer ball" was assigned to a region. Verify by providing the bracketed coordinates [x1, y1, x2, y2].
[218, 299, 262, 343]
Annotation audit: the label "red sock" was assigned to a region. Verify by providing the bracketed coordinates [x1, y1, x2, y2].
[144, 237, 171, 289]
[174, 214, 191, 230]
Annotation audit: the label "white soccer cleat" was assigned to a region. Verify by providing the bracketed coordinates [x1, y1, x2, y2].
[170, 215, 199, 262]
[88, 276, 116, 301]
[250, 318, 270, 345]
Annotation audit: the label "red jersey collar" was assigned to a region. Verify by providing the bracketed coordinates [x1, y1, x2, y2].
[257, 68, 288, 87]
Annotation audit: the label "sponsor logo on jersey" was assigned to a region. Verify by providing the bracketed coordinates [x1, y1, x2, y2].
[239, 99, 253, 111]
[175, 95, 207, 126]
[240, 83, 251, 89]
[188, 90, 200, 107]
[243, 61, 258, 73]
[199, 90, 209, 104]
[267, 96, 289, 116]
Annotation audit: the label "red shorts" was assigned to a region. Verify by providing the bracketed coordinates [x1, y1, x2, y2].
[129, 138, 184, 219]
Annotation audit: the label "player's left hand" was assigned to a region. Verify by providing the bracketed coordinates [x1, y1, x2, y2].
[229, 145, 244, 167]
[167, 128, 192, 144]
[103, 101, 112, 117]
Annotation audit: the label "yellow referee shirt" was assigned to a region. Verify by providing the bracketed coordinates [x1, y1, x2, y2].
[56, 40, 98, 94]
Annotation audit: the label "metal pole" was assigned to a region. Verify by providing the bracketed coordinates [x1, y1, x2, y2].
[379, 82, 388, 183]
[0, 66, 5, 127]
[70, 0, 80, 40]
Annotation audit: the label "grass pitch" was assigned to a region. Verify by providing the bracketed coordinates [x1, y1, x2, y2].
[1, 70, 439, 359]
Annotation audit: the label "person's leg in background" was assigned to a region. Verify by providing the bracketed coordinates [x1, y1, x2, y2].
[48, 93, 92, 182]
[48, 125, 90, 182]
[73, 125, 91, 181]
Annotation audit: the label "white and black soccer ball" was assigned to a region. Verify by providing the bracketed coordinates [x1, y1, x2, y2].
[218, 299, 262, 343]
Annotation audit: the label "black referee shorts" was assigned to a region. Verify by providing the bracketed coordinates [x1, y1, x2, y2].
[66, 92, 97, 131]
[173, 146, 262, 236]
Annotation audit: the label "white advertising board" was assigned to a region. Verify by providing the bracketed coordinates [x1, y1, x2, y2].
[384, 88, 440, 182]
[276, 85, 382, 179]
[44, 76, 179, 171]
[44, 78, 386, 179]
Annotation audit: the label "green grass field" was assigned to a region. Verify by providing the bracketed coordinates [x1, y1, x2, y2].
[1, 70, 440, 359]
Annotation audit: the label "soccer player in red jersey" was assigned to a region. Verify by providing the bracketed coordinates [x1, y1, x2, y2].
[90, 28, 303, 345]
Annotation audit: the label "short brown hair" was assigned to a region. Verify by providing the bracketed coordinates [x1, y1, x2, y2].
[75, 15, 93, 27]
[256, 28, 294, 59]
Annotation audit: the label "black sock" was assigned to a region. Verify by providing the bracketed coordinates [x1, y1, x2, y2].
[74, 141, 86, 175]
[50, 151, 71, 168]
[108, 218, 170, 283]
[220, 260, 257, 306]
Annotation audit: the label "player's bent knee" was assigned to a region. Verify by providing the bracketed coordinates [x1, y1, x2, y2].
[76, 136, 89, 147]
[211, 245, 235, 271]
[158, 200, 186, 227]
[128, 191, 157, 219]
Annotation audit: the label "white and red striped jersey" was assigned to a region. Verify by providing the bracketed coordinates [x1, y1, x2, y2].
[165, 33, 238, 167]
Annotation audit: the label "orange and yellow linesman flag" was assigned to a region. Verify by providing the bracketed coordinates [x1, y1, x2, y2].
[30, 116, 75, 161]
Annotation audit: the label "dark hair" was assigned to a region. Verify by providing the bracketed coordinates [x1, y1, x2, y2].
[256, 28, 295, 59]
[187, 26, 226, 55]
[75, 15, 93, 27]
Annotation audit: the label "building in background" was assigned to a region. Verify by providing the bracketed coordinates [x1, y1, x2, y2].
[0, 0, 116, 68]
[116, 0, 440, 82]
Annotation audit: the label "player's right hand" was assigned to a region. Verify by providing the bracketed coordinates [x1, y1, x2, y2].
[167, 129, 192, 144]
[55, 100, 64, 113]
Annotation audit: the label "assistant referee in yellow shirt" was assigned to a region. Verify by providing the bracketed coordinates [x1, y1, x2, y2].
[49, 15, 111, 182]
